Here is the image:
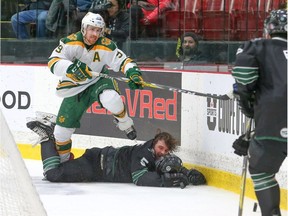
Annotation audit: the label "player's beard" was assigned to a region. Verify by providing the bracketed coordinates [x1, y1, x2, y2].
[84, 35, 99, 45]
[155, 152, 165, 160]
[152, 149, 161, 160]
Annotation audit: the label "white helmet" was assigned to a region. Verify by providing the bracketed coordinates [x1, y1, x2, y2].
[81, 12, 105, 37]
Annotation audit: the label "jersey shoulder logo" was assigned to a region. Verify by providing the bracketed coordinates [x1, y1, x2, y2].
[101, 38, 112, 46]
[67, 33, 77, 41]
[61, 32, 84, 46]
[95, 37, 117, 50]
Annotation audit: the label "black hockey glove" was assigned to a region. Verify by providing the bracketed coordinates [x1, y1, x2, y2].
[233, 83, 255, 118]
[66, 59, 92, 82]
[180, 167, 206, 185]
[232, 133, 250, 156]
[161, 173, 189, 188]
[155, 154, 183, 174]
[126, 67, 144, 90]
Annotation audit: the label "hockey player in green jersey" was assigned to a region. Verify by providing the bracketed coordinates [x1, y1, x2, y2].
[232, 9, 287, 216]
[47, 12, 144, 163]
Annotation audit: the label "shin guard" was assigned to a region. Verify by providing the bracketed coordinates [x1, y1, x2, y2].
[251, 172, 280, 216]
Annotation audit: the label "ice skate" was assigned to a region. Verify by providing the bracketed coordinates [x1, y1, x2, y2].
[26, 117, 55, 145]
[114, 118, 137, 140]
[35, 111, 57, 124]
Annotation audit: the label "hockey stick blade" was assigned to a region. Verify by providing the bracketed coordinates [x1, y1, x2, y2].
[91, 72, 233, 100]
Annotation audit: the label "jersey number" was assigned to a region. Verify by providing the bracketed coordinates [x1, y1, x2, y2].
[55, 45, 63, 53]
[116, 51, 123, 58]
[140, 157, 148, 167]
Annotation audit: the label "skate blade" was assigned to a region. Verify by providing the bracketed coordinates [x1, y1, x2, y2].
[35, 111, 57, 124]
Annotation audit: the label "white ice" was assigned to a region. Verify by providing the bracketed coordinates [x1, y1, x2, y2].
[25, 160, 287, 216]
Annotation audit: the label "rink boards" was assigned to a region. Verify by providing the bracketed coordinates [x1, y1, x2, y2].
[0, 64, 286, 210]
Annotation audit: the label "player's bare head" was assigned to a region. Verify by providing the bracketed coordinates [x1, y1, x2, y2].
[81, 12, 105, 45]
[152, 130, 179, 158]
[264, 9, 287, 38]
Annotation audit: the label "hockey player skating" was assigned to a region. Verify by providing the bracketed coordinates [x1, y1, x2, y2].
[26, 117, 206, 187]
[232, 9, 287, 216]
[47, 12, 145, 163]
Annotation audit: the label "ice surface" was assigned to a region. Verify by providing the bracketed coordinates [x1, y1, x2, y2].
[25, 160, 287, 216]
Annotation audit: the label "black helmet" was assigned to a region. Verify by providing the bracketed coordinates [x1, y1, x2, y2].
[264, 9, 287, 36]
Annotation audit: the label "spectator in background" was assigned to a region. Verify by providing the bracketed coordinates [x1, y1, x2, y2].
[77, 0, 93, 13]
[11, 0, 52, 39]
[70, 0, 94, 32]
[46, 0, 93, 37]
[176, 32, 207, 63]
[46, 0, 76, 37]
[130, 0, 173, 38]
[104, 0, 129, 49]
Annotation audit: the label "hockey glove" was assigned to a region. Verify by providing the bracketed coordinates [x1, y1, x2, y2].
[232, 133, 250, 156]
[66, 59, 92, 82]
[180, 167, 207, 185]
[155, 154, 183, 174]
[233, 83, 255, 118]
[161, 173, 189, 188]
[126, 67, 144, 90]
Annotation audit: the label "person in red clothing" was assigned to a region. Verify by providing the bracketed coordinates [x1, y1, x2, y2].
[129, 0, 173, 38]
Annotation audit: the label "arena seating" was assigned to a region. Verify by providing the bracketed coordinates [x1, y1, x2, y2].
[1, 0, 285, 41]
[233, 0, 266, 40]
[162, 0, 200, 38]
[201, 0, 236, 41]
[162, 0, 285, 41]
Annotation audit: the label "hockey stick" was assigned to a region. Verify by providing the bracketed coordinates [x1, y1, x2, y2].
[238, 118, 253, 216]
[91, 72, 233, 100]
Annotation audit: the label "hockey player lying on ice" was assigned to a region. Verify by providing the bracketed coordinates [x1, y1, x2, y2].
[26, 116, 206, 188]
